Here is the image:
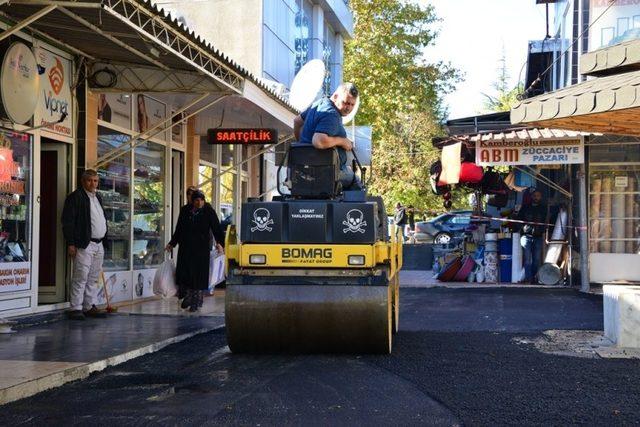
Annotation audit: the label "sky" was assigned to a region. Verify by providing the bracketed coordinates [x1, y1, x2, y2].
[421, 0, 550, 120]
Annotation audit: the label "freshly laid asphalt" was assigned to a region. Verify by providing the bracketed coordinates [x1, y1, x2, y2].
[3, 287, 640, 426]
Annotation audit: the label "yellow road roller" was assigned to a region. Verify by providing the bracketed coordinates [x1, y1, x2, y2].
[224, 144, 402, 354]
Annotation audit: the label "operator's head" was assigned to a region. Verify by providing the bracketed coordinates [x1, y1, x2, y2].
[331, 82, 359, 117]
[532, 190, 543, 204]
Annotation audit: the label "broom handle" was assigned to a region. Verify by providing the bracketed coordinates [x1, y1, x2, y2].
[101, 270, 112, 307]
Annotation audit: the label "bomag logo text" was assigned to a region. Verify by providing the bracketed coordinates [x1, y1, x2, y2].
[281, 248, 333, 264]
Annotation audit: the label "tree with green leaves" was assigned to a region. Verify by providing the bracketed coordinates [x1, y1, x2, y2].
[343, 0, 460, 214]
[482, 49, 522, 113]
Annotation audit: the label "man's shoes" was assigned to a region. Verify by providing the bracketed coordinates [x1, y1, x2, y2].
[83, 305, 108, 318]
[67, 310, 85, 320]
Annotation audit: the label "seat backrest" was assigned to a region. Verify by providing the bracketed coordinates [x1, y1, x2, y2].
[287, 143, 340, 198]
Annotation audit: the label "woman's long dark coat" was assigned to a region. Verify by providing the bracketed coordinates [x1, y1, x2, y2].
[169, 204, 225, 291]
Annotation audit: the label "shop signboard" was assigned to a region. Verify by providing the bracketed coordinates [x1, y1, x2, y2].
[0, 42, 40, 125]
[34, 47, 73, 138]
[98, 93, 132, 129]
[135, 94, 166, 139]
[0, 262, 30, 293]
[207, 128, 278, 145]
[475, 138, 584, 166]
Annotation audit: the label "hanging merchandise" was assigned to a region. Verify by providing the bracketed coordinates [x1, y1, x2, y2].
[487, 192, 509, 208]
[439, 142, 462, 185]
[481, 170, 509, 195]
[429, 160, 451, 195]
[458, 162, 484, 184]
[504, 170, 527, 192]
[515, 168, 536, 188]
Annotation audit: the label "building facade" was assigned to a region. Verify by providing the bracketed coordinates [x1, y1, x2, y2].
[153, 0, 354, 199]
[0, 0, 296, 317]
[514, 1, 640, 285]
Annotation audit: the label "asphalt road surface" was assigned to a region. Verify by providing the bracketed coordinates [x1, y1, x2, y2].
[3, 287, 640, 426]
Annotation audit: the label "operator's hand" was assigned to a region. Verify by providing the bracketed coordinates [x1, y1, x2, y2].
[67, 245, 77, 258]
[216, 243, 224, 255]
[342, 138, 353, 151]
[165, 243, 173, 252]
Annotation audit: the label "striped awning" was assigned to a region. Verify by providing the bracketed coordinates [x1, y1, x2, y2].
[469, 128, 592, 143]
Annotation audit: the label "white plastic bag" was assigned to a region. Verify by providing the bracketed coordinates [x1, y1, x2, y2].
[153, 257, 177, 298]
[208, 250, 226, 293]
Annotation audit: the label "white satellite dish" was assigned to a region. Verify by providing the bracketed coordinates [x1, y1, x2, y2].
[289, 59, 325, 111]
[342, 94, 360, 125]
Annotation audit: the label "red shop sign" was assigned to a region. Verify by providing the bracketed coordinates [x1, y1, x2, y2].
[207, 128, 278, 145]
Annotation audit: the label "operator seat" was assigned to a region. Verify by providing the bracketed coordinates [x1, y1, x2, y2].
[287, 143, 341, 199]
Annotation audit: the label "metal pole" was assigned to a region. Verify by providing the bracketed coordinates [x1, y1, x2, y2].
[0, 5, 57, 42]
[578, 162, 590, 293]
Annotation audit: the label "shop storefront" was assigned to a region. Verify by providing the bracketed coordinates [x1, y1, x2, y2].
[0, 0, 297, 317]
[587, 137, 640, 282]
[431, 129, 587, 288]
[0, 30, 77, 315]
[512, 37, 640, 288]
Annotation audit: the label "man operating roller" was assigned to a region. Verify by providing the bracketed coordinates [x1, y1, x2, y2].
[293, 82, 361, 190]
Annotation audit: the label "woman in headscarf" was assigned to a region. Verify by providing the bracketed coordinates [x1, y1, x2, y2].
[166, 190, 224, 311]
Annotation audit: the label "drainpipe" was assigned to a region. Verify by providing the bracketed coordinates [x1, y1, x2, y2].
[578, 162, 590, 293]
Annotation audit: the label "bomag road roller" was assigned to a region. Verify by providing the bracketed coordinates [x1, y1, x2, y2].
[224, 143, 403, 354]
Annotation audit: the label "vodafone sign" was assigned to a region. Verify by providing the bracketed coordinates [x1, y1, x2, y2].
[0, 42, 40, 124]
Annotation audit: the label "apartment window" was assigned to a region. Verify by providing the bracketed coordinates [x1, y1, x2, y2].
[601, 27, 615, 47]
[618, 17, 630, 38]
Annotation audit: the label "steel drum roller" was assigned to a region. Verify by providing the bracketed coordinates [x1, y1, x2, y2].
[226, 284, 393, 354]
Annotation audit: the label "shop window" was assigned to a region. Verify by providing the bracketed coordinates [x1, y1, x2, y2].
[199, 164, 216, 205]
[589, 143, 640, 254]
[219, 172, 236, 226]
[97, 126, 131, 271]
[221, 144, 235, 167]
[133, 141, 165, 268]
[0, 130, 31, 271]
[200, 135, 218, 164]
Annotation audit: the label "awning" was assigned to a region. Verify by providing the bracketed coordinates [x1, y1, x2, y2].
[469, 128, 591, 144]
[0, 0, 295, 112]
[510, 69, 640, 135]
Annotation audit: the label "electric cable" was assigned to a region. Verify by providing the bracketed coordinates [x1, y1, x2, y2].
[519, 0, 618, 99]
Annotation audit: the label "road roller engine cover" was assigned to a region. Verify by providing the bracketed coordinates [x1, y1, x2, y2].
[224, 143, 403, 354]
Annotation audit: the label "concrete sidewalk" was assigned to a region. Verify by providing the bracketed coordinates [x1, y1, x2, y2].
[0, 295, 225, 405]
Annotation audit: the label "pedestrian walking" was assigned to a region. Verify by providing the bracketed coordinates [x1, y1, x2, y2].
[407, 205, 415, 235]
[172, 185, 198, 300]
[61, 169, 108, 320]
[165, 190, 225, 312]
[394, 202, 407, 241]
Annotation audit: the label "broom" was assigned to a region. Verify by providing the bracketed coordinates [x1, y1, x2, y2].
[100, 271, 118, 313]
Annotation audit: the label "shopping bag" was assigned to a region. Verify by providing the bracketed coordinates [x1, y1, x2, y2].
[208, 250, 226, 293]
[153, 257, 177, 298]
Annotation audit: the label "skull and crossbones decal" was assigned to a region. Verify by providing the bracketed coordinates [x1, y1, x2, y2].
[251, 208, 274, 232]
[343, 209, 367, 234]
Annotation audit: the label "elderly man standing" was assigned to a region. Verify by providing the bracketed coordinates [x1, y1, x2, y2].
[62, 169, 108, 320]
[293, 82, 360, 190]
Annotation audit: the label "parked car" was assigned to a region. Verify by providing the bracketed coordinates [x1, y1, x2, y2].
[414, 210, 472, 244]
